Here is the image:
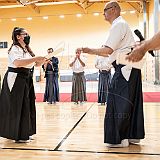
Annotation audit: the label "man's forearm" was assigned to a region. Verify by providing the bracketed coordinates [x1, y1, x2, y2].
[87, 47, 112, 57]
[147, 31, 160, 50]
[78, 58, 85, 67]
[69, 59, 76, 67]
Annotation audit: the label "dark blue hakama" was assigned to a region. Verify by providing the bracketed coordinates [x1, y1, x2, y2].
[98, 70, 111, 104]
[43, 57, 59, 103]
[104, 61, 145, 144]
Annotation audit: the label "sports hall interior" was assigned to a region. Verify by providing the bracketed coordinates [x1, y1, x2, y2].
[0, 0, 160, 160]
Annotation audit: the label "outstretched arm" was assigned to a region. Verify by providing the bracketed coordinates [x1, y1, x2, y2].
[79, 47, 113, 57]
[147, 31, 160, 50]
[13, 56, 46, 67]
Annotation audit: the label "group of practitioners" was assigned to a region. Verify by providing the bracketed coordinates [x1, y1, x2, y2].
[43, 45, 110, 105]
[0, 0, 160, 147]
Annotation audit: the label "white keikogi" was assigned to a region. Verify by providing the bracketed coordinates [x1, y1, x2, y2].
[7, 45, 34, 91]
[70, 55, 87, 73]
[95, 56, 112, 71]
[104, 16, 135, 81]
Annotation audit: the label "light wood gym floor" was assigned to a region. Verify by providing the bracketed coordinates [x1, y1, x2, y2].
[0, 101, 160, 160]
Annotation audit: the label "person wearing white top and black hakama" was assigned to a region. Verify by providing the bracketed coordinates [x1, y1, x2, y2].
[42, 48, 59, 104]
[0, 27, 46, 143]
[78, 1, 145, 147]
[95, 56, 112, 105]
[69, 49, 87, 104]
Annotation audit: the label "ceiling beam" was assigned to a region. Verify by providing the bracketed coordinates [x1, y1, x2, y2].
[27, 3, 40, 13]
[16, 0, 40, 13]
[78, 0, 89, 13]
[127, 2, 142, 13]
[89, 0, 145, 2]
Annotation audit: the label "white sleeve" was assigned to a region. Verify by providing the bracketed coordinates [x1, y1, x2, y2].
[95, 57, 101, 69]
[101, 58, 112, 70]
[105, 22, 127, 50]
[95, 56, 99, 66]
[9, 46, 24, 63]
[81, 55, 87, 64]
[69, 56, 74, 63]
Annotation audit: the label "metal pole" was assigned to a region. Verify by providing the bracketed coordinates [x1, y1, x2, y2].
[154, 0, 160, 84]
[143, 0, 147, 81]
[143, 0, 147, 39]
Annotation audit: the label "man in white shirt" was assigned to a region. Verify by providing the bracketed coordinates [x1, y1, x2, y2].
[78, 1, 145, 147]
[69, 49, 87, 104]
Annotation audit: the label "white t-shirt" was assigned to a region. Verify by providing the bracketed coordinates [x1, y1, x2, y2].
[104, 16, 135, 81]
[70, 55, 87, 73]
[95, 56, 112, 71]
[8, 45, 34, 68]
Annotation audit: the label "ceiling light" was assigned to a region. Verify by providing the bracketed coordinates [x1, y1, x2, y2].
[121, 11, 126, 14]
[27, 17, 32, 20]
[11, 18, 17, 21]
[36, 0, 77, 6]
[20, 0, 29, 3]
[0, 5, 23, 8]
[93, 12, 100, 16]
[76, 14, 82, 17]
[59, 15, 65, 18]
[43, 16, 48, 20]
[0, 1, 77, 8]
[130, 10, 136, 14]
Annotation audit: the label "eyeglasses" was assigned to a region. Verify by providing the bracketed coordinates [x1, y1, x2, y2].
[20, 33, 28, 36]
[104, 6, 114, 13]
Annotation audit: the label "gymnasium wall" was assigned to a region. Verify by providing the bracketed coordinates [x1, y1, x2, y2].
[0, 2, 151, 82]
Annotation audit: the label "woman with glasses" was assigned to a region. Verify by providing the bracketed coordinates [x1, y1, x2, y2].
[0, 27, 46, 143]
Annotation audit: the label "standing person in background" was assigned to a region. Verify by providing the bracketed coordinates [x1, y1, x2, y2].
[0, 27, 46, 143]
[69, 49, 87, 104]
[42, 48, 59, 104]
[95, 55, 112, 105]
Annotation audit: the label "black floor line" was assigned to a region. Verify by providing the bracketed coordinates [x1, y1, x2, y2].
[1, 147, 160, 156]
[57, 149, 160, 156]
[0, 147, 53, 151]
[54, 103, 95, 150]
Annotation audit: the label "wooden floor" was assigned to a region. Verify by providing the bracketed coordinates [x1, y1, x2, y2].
[0, 102, 160, 160]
